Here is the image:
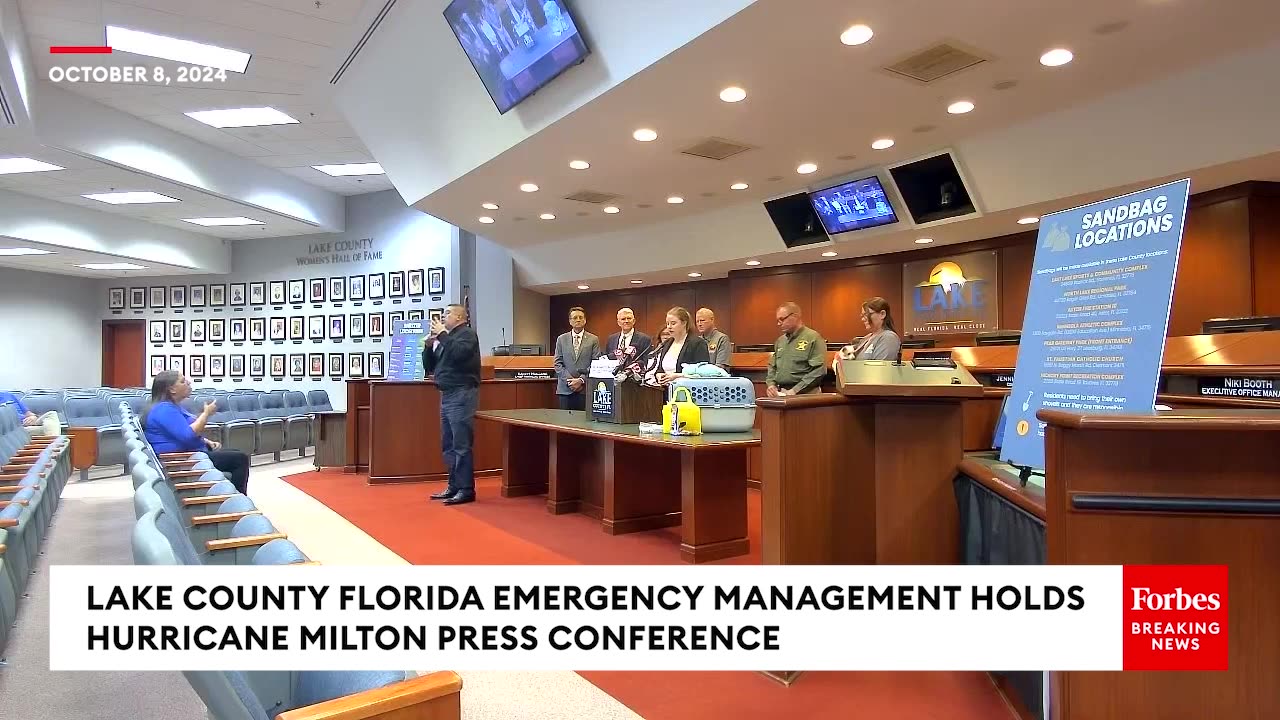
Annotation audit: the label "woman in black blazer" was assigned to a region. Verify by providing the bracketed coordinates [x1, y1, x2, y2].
[649, 306, 711, 386]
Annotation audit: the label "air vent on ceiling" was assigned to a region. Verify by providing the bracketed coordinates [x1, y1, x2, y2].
[564, 190, 620, 204]
[884, 41, 987, 83]
[680, 137, 754, 161]
[331, 0, 398, 84]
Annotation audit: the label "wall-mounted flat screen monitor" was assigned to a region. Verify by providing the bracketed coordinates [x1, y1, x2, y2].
[808, 175, 898, 235]
[444, 0, 590, 114]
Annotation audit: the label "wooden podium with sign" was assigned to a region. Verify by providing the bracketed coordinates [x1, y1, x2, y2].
[588, 376, 665, 425]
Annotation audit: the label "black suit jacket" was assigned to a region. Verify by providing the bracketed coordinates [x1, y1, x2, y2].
[602, 330, 652, 368]
[650, 335, 711, 373]
[421, 324, 480, 390]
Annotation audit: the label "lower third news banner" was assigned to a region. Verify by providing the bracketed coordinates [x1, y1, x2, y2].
[48, 564, 1228, 672]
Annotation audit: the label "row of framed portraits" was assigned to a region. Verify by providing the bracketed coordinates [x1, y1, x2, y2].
[109, 267, 445, 310]
[152, 352, 384, 380]
[148, 309, 443, 343]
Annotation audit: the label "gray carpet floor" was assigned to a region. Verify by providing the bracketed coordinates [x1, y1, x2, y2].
[0, 474, 207, 719]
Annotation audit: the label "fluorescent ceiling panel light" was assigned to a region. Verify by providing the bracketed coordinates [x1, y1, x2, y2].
[0, 157, 64, 174]
[312, 162, 384, 177]
[107, 25, 251, 73]
[185, 107, 298, 128]
[82, 191, 180, 204]
[0, 247, 55, 256]
[182, 216, 263, 226]
[77, 262, 147, 270]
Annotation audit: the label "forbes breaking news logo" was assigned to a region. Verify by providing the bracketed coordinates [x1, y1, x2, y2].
[1123, 565, 1228, 671]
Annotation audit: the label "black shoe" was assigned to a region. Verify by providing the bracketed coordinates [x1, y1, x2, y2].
[430, 488, 457, 500]
[443, 493, 475, 506]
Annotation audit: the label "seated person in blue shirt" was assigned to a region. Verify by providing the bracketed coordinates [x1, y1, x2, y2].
[0, 391, 61, 437]
[141, 371, 250, 494]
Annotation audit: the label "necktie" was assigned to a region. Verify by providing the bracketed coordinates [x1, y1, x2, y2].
[572, 333, 581, 357]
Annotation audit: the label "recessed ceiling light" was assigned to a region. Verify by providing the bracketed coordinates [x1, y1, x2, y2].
[540, 213, 556, 220]
[602, 206, 620, 214]
[871, 138, 895, 150]
[0, 157, 64, 174]
[688, 272, 702, 278]
[482, 202, 500, 210]
[1040, 48, 1073, 67]
[730, 182, 749, 191]
[719, 86, 747, 103]
[915, 238, 934, 244]
[186, 107, 298, 128]
[840, 24, 874, 46]
[1018, 216, 1040, 225]
[312, 162, 383, 176]
[569, 160, 590, 170]
[630, 279, 643, 284]
[947, 100, 975, 114]
[182, 217, 263, 227]
[0, 247, 55, 256]
[667, 196, 684, 204]
[633, 128, 658, 142]
[745, 259, 761, 266]
[478, 216, 495, 224]
[796, 162, 817, 174]
[821, 251, 837, 257]
[577, 284, 590, 290]
[520, 183, 539, 192]
[106, 25, 250, 73]
[77, 262, 147, 270]
[82, 191, 180, 204]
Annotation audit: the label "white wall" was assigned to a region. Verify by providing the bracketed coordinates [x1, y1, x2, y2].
[95, 191, 457, 410]
[0, 265, 101, 389]
[513, 286, 550, 351]
[473, 235, 514, 353]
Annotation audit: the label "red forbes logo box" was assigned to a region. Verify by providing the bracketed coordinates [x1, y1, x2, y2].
[1123, 565, 1228, 671]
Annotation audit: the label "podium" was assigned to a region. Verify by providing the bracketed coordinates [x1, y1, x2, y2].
[588, 376, 664, 424]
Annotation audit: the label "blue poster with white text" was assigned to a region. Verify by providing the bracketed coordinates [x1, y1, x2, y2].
[387, 320, 428, 381]
[1000, 179, 1190, 469]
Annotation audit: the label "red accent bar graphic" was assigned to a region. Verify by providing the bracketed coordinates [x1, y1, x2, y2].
[50, 46, 113, 54]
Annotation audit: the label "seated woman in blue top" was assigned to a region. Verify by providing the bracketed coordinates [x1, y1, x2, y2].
[142, 370, 250, 494]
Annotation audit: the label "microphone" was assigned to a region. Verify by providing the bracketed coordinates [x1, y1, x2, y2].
[501, 327, 506, 345]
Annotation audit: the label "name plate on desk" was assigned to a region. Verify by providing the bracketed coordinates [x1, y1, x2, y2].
[836, 358, 984, 398]
[506, 370, 556, 380]
[1197, 376, 1279, 399]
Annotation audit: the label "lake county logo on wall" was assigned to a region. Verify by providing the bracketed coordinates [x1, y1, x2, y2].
[902, 250, 1000, 335]
[592, 381, 612, 415]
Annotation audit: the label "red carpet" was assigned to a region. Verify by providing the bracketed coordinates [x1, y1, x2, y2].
[282, 469, 1014, 720]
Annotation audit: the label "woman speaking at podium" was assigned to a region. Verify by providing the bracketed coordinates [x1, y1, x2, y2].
[644, 307, 710, 386]
[835, 297, 902, 367]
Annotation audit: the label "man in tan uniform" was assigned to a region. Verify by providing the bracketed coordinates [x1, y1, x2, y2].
[765, 302, 827, 396]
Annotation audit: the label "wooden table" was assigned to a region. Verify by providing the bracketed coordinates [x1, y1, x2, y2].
[476, 409, 759, 563]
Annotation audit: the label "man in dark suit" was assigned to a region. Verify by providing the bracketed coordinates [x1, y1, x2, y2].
[601, 307, 651, 373]
[422, 304, 481, 505]
[553, 306, 599, 410]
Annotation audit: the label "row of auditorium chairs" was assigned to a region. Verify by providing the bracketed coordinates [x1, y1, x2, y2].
[1, 402, 73, 656]
[123, 401, 463, 719]
[4, 387, 334, 481]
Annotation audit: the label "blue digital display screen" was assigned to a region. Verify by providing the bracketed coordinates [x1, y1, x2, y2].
[808, 176, 899, 234]
[444, 0, 590, 115]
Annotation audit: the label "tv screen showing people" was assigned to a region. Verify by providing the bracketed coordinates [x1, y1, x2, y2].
[444, 0, 589, 114]
[808, 176, 898, 235]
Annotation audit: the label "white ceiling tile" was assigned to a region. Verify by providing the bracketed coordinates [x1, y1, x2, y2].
[247, 0, 366, 25]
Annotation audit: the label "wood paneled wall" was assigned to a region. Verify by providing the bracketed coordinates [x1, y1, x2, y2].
[549, 182, 1280, 346]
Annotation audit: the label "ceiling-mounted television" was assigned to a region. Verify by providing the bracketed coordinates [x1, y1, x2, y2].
[444, 0, 590, 114]
[808, 175, 899, 235]
[763, 192, 829, 249]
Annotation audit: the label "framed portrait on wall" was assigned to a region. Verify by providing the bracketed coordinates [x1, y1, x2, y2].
[308, 277, 325, 303]
[328, 353, 344, 376]
[289, 353, 305, 378]
[189, 285, 206, 307]
[249, 317, 266, 341]
[388, 270, 405, 297]
[230, 283, 247, 306]
[209, 355, 225, 378]
[109, 288, 125, 309]
[150, 286, 166, 309]
[328, 314, 345, 339]
[368, 352, 385, 379]
[368, 272, 385, 299]
[229, 354, 245, 377]
[208, 284, 226, 307]
[349, 274, 366, 301]
[427, 267, 445, 295]
[269, 281, 286, 305]
[209, 318, 226, 343]
[270, 354, 286, 377]
[149, 320, 165, 343]
[250, 354, 265, 377]
[348, 352, 364, 379]
[269, 317, 286, 341]
[408, 309, 424, 321]
[308, 315, 325, 340]
[329, 276, 346, 302]
[349, 313, 365, 338]
[229, 318, 246, 342]
[428, 307, 444, 324]
[309, 353, 324, 377]
[190, 319, 207, 343]
[248, 282, 264, 306]
[290, 316, 305, 340]
[129, 287, 146, 309]
[170, 285, 186, 308]
[150, 355, 166, 376]
[169, 319, 185, 342]
[389, 310, 405, 327]
[368, 312, 384, 337]
[169, 355, 185, 374]
[407, 269, 424, 296]
[189, 355, 206, 377]
[291, 279, 307, 304]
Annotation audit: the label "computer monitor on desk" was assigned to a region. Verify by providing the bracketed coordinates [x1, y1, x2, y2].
[834, 354, 984, 398]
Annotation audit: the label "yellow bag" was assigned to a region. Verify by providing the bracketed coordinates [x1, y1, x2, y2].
[662, 386, 702, 435]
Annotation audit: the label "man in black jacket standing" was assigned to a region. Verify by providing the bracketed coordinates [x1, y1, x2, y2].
[422, 303, 481, 505]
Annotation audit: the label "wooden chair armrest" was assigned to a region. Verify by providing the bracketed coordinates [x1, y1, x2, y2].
[173, 481, 220, 491]
[0, 543, 6, 555]
[0, 499, 29, 507]
[14, 450, 42, 457]
[0, 518, 16, 528]
[182, 494, 236, 506]
[164, 460, 199, 468]
[3, 464, 35, 472]
[190, 510, 261, 526]
[206, 533, 286, 552]
[159, 451, 198, 459]
[0, 473, 24, 481]
[274, 671, 463, 720]
[0, 484, 36, 493]
[168, 469, 210, 478]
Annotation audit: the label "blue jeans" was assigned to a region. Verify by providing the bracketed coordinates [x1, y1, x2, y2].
[440, 386, 478, 495]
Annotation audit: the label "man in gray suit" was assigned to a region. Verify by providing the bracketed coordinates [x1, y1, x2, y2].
[553, 306, 600, 410]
